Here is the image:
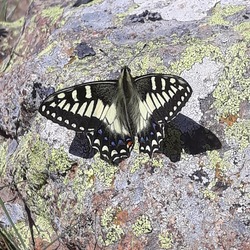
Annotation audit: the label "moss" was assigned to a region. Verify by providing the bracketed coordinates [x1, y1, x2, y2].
[100, 207, 124, 246]
[208, 3, 245, 26]
[158, 232, 173, 249]
[234, 22, 250, 42]
[225, 120, 250, 150]
[213, 41, 249, 118]
[132, 214, 152, 237]
[0, 142, 7, 177]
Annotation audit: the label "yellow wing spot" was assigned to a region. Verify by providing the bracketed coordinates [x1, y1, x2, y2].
[84, 100, 94, 117]
[58, 93, 66, 99]
[85, 86, 92, 98]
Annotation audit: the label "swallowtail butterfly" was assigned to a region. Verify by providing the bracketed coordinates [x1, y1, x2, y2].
[39, 66, 192, 164]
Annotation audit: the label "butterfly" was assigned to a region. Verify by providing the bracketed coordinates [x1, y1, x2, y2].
[39, 66, 192, 164]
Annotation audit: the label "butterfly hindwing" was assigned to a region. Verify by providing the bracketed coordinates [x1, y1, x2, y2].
[134, 74, 192, 132]
[87, 123, 134, 164]
[138, 118, 164, 157]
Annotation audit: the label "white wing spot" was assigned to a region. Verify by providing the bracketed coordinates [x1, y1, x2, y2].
[173, 106, 177, 111]
[152, 140, 157, 146]
[57, 116, 62, 121]
[72, 90, 78, 101]
[181, 96, 185, 101]
[65, 120, 69, 124]
[139, 100, 149, 120]
[63, 103, 71, 111]
[146, 94, 155, 112]
[106, 103, 116, 124]
[84, 100, 94, 117]
[80, 126, 84, 131]
[41, 105, 46, 112]
[102, 145, 109, 152]
[184, 92, 188, 97]
[156, 93, 166, 106]
[51, 113, 56, 118]
[169, 111, 173, 116]
[85, 86, 92, 98]
[58, 99, 67, 109]
[113, 119, 122, 134]
[111, 150, 118, 157]
[46, 110, 50, 115]
[187, 86, 191, 93]
[170, 78, 176, 84]
[151, 94, 161, 109]
[162, 92, 170, 102]
[146, 145, 151, 152]
[100, 105, 110, 120]
[120, 149, 127, 154]
[92, 99, 104, 119]
[58, 93, 65, 99]
[71, 103, 79, 114]
[161, 78, 166, 90]
[151, 77, 156, 90]
[71, 123, 76, 128]
[156, 132, 162, 138]
[78, 103, 87, 116]
[179, 85, 184, 90]
[94, 139, 100, 145]
[177, 101, 182, 106]
[50, 102, 57, 107]
[168, 90, 175, 98]
[170, 85, 177, 94]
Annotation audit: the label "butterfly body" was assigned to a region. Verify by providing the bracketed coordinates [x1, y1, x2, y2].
[39, 66, 192, 164]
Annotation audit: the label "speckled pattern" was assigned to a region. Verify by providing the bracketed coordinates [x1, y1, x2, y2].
[0, 0, 249, 249]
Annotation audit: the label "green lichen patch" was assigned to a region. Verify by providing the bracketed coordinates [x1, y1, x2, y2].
[234, 22, 250, 42]
[100, 207, 124, 246]
[208, 3, 245, 26]
[225, 120, 250, 150]
[41, 6, 64, 27]
[132, 214, 152, 237]
[0, 141, 7, 177]
[91, 158, 118, 186]
[213, 41, 249, 118]
[168, 41, 223, 75]
[158, 231, 173, 249]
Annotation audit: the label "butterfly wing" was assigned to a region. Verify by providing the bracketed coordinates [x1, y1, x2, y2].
[134, 74, 192, 156]
[39, 80, 133, 164]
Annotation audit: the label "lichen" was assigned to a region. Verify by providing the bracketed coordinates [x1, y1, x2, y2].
[225, 120, 250, 150]
[100, 207, 124, 246]
[168, 41, 223, 75]
[213, 41, 249, 118]
[0, 142, 7, 177]
[132, 214, 152, 237]
[158, 231, 173, 249]
[208, 3, 245, 26]
[40, 6, 64, 27]
[234, 22, 250, 42]
[91, 158, 118, 186]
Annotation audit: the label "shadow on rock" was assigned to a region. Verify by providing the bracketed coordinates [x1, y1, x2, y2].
[69, 113, 222, 163]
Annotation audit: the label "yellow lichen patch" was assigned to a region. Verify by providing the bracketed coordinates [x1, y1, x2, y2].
[158, 231, 173, 249]
[132, 214, 152, 237]
[0, 141, 7, 176]
[100, 206, 124, 246]
[208, 3, 245, 26]
[234, 22, 250, 42]
[225, 120, 250, 150]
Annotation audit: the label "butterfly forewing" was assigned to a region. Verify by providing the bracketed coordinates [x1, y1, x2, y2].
[39, 81, 118, 132]
[134, 74, 192, 131]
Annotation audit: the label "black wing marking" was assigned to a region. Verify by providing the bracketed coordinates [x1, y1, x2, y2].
[134, 74, 192, 133]
[87, 123, 134, 164]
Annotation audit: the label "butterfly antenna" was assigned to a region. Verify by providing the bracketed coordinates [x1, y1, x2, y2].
[127, 44, 147, 66]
